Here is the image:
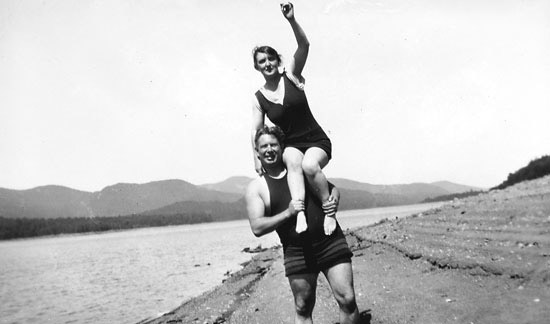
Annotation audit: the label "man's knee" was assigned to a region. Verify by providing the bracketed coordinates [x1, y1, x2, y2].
[335, 290, 357, 313]
[294, 294, 315, 316]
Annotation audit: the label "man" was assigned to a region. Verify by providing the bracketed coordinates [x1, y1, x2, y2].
[246, 125, 360, 324]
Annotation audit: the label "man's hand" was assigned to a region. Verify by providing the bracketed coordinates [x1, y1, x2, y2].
[323, 195, 338, 235]
[322, 195, 339, 217]
[288, 199, 304, 216]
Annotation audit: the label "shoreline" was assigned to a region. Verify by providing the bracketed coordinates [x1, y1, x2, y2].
[0, 203, 442, 242]
[138, 176, 550, 324]
[137, 245, 283, 324]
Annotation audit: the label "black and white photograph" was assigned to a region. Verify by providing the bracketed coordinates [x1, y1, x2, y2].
[1, 1, 549, 323]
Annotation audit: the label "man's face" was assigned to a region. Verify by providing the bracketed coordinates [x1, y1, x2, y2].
[256, 134, 283, 167]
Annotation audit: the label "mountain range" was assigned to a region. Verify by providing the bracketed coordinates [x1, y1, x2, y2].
[0, 177, 480, 220]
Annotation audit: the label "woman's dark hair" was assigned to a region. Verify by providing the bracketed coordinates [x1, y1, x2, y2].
[252, 46, 282, 70]
[254, 125, 286, 147]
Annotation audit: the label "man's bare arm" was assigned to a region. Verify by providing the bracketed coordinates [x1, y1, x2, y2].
[246, 180, 304, 237]
[323, 183, 340, 217]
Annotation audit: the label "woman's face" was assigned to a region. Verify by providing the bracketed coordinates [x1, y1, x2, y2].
[255, 52, 279, 78]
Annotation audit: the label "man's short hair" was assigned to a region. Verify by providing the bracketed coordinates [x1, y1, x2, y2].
[254, 125, 285, 147]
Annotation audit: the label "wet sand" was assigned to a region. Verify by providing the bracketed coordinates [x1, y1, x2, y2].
[139, 176, 550, 324]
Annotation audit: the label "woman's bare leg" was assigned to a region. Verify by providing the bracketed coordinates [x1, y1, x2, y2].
[283, 147, 308, 233]
[301, 147, 335, 235]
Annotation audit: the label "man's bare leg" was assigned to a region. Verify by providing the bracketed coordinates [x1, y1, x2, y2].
[289, 273, 318, 324]
[323, 262, 360, 324]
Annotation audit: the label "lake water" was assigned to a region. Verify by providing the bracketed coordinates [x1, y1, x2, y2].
[0, 202, 443, 324]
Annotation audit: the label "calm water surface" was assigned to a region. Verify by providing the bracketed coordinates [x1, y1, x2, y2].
[0, 203, 443, 324]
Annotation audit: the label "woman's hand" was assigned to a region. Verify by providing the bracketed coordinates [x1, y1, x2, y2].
[254, 157, 265, 176]
[280, 2, 294, 20]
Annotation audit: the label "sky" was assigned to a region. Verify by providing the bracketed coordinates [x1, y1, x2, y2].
[1, 0, 549, 192]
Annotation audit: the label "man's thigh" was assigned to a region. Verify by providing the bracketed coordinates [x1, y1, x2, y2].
[322, 262, 355, 298]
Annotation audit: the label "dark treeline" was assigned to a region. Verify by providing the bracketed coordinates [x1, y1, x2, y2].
[422, 190, 485, 203]
[0, 213, 218, 240]
[1, 199, 250, 240]
[492, 155, 550, 190]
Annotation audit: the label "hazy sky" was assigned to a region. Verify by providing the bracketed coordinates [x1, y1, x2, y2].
[1, 0, 549, 192]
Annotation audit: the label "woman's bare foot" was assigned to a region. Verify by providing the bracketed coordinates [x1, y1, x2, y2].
[323, 215, 336, 235]
[295, 211, 308, 233]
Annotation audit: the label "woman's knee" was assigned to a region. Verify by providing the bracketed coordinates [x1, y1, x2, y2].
[301, 157, 321, 176]
[283, 151, 304, 171]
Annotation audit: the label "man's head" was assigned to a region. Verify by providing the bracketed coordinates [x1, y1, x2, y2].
[254, 125, 285, 168]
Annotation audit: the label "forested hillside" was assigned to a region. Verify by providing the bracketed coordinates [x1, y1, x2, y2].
[493, 155, 550, 190]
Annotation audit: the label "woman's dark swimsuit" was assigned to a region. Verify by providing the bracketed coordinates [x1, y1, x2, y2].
[264, 173, 352, 276]
[255, 73, 332, 159]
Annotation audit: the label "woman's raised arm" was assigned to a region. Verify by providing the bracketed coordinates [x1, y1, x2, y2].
[281, 2, 309, 78]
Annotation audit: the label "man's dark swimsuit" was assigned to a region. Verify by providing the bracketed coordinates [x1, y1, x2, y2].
[264, 172, 352, 276]
[255, 73, 332, 159]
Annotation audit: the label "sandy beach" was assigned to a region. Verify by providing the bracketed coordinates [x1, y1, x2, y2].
[139, 176, 550, 324]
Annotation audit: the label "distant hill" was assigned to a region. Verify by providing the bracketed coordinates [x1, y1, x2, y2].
[0, 176, 482, 239]
[201, 177, 479, 208]
[328, 178, 464, 203]
[0, 179, 241, 219]
[200, 176, 253, 195]
[0, 186, 93, 219]
[430, 181, 483, 193]
[140, 199, 247, 222]
[0, 177, 479, 220]
[90, 179, 241, 217]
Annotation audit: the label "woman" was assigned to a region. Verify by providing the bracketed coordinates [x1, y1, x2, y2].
[251, 2, 336, 236]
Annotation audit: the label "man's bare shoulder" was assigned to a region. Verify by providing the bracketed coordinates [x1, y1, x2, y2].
[246, 176, 268, 199]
